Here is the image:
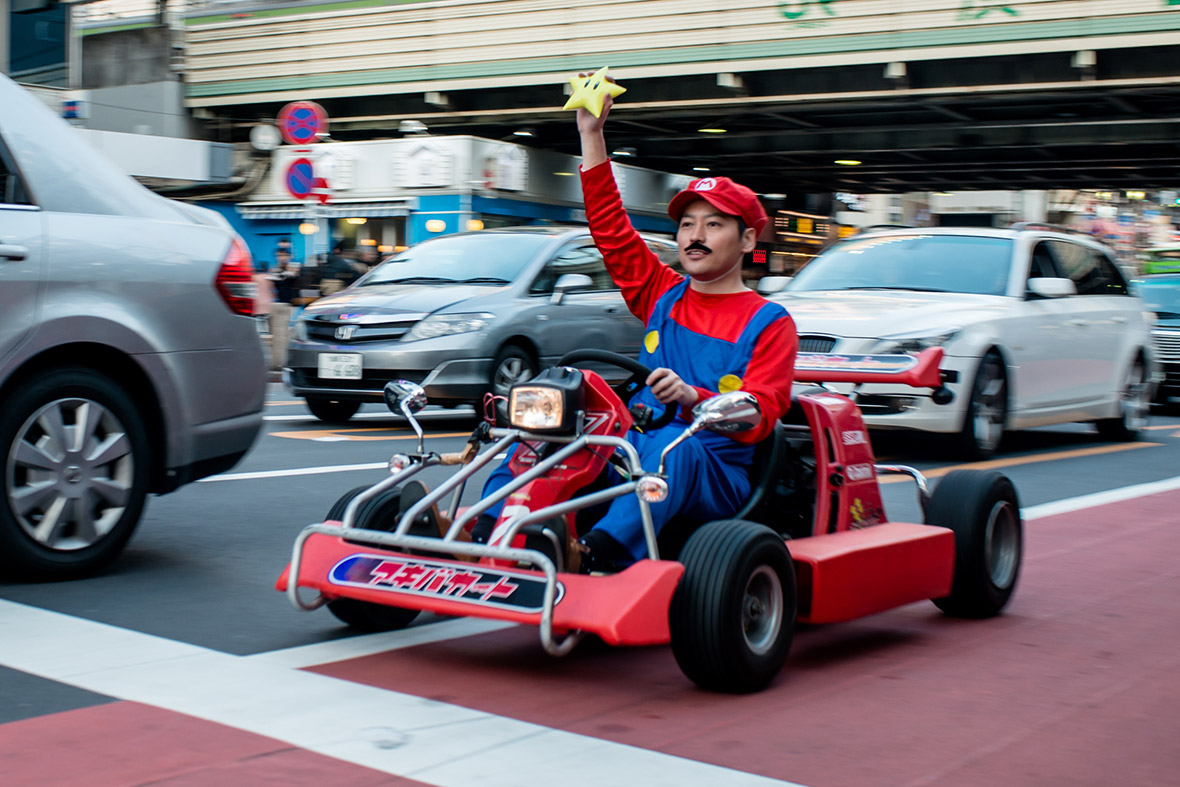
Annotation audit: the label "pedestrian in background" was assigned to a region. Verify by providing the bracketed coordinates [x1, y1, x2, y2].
[268, 249, 301, 369]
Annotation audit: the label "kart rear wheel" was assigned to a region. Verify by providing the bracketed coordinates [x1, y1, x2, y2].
[926, 470, 1022, 618]
[323, 485, 421, 632]
[670, 519, 796, 693]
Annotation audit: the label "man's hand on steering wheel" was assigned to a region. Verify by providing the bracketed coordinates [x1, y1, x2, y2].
[646, 368, 699, 409]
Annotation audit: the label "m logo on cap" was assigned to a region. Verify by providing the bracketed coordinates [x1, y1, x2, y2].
[694, 178, 717, 191]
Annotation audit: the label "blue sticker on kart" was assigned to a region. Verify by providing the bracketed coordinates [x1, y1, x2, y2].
[330, 554, 563, 612]
[795, 353, 919, 374]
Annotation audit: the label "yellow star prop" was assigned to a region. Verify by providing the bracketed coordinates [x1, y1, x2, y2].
[562, 66, 627, 118]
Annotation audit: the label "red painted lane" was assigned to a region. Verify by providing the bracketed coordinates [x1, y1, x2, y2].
[310, 490, 1180, 787]
[0, 701, 424, 786]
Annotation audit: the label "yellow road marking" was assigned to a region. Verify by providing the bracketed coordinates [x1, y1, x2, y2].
[266, 400, 305, 406]
[271, 427, 471, 442]
[879, 441, 1162, 484]
[1144, 423, 1180, 431]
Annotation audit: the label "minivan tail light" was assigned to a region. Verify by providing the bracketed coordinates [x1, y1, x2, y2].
[215, 238, 256, 316]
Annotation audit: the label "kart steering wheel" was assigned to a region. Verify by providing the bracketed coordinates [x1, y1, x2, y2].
[556, 349, 679, 430]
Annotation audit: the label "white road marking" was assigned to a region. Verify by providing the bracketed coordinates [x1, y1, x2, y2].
[198, 462, 387, 482]
[0, 601, 802, 787]
[250, 618, 518, 669]
[1022, 474, 1180, 520]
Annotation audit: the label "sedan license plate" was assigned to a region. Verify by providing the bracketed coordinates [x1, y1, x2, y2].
[318, 353, 362, 380]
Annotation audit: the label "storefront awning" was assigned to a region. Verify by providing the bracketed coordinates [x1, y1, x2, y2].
[237, 200, 418, 220]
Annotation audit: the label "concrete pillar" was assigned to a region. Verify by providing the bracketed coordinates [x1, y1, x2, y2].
[1022, 190, 1049, 223]
[1, 0, 10, 75]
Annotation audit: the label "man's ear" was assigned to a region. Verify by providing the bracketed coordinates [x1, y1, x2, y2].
[741, 227, 758, 253]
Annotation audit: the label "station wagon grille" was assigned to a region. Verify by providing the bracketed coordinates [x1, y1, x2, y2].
[798, 334, 839, 353]
[1152, 330, 1180, 361]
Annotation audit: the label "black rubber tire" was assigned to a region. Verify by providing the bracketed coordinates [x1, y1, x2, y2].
[323, 485, 421, 631]
[926, 470, 1022, 618]
[0, 368, 151, 580]
[1096, 358, 1149, 441]
[956, 352, 1007, 460]
[306, 397, 361, 423]
[489, 344, 538, 399]
[670, 519, 796, 693]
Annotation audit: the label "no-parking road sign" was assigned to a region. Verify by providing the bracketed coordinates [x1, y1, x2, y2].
[285, 158, 316, 200]
[277, 101, 328, 145]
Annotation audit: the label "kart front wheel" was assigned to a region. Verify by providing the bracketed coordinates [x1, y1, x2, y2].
[926, 470, 1022, 618]
[670, 520, 796, 693]
[323, 485, 421, 632]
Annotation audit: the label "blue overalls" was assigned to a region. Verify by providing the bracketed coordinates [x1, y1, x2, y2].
[482, 279, 786, 561]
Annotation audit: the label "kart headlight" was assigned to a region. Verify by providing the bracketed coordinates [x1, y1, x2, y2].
[403, 312, 494, 342]
[871, 329, 959, 355]
[508, 367, 586, 433]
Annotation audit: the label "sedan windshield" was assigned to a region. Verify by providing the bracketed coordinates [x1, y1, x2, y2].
[789, 234, 1013, 296]
[360, 233, 551, 286]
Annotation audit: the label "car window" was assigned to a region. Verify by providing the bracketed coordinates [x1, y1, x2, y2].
[530, 242, 612, 294]
[1047, 240, 1128, 296]
[789, 234, 1011, 296]
[645, 237, 685, 273]
[0, 136, 31, 206]
[1028, 241, 1059, 280]
[360, 233, 548, 286]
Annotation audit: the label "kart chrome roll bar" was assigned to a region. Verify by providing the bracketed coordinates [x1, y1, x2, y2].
[874, 464, 932, 518]
[288, 522, 584, 656]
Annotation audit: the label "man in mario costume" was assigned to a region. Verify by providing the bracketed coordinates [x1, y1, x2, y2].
[473, 85, 799, 572]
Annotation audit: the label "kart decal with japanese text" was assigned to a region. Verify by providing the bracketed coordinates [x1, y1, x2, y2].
[329, 554, 564, 612]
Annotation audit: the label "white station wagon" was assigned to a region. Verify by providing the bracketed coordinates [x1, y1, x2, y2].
[767, 226, 1155, 458]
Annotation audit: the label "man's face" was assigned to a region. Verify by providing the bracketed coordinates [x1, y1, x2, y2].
[676, 199, 756, 283]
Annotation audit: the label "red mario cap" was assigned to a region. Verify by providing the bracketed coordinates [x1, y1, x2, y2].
[667, 176, 768, 236]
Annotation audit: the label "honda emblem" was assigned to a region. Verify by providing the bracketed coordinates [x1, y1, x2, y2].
[335, 324, 358, 340]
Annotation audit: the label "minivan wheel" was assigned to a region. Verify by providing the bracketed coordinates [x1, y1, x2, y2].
[0, 368, 151, 579]
[306, 397, 361, 423]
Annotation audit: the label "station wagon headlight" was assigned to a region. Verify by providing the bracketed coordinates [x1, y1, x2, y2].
[402, 312, 494, 342]
[872, 329, 959, 355]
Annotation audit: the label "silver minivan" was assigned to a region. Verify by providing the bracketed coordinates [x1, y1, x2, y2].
[0, 75, 266, 578]
[286, 226, 678, 421]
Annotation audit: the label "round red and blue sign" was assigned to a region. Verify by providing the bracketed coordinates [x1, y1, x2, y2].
[285, 158, 315, 200]
[277, 101, 328, 145]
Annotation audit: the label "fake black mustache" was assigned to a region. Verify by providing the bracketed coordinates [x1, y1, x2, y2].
[684, 241, 713, 254]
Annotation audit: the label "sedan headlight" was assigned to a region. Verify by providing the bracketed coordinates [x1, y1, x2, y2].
[402, 312, 494, 342]
[871, 329, 959, 355]
[294, 317, 309, 341]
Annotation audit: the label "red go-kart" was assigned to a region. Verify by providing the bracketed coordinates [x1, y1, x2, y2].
[278, 348, 1022, 693]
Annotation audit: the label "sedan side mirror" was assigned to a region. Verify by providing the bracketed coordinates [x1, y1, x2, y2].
[1027, 277, 1077, 299]
[755, 276, 792, 295]
[550, 273, 593, 305]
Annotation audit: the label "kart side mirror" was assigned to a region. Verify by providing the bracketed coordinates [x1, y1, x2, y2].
[550, 273, 594, 305]
[657, 392, 762, 475]
[691, 391, 762, 434]
[384, 380, 428, 453]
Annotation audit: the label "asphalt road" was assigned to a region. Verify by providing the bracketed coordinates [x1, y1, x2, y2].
[2, 384, 1179, 783]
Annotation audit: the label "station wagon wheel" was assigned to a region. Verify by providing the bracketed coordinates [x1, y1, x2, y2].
[0, 368, 150, 579]
[957, 352, 1007, 460]
[1096, 359, 1149, 441]
[670, 519, 796, 693]
[926, 469, 1022, 618]
[322, 485, 422, 631]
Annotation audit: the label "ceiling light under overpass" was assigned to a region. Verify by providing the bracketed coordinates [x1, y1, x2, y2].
[513, 128, 535, 137]
[835, 159, 862, 166]
[698, 128, 727, 134]
[693, 166, 711, 172]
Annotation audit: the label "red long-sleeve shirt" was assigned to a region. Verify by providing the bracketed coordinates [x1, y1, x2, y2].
[580, 161, 798, 443]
